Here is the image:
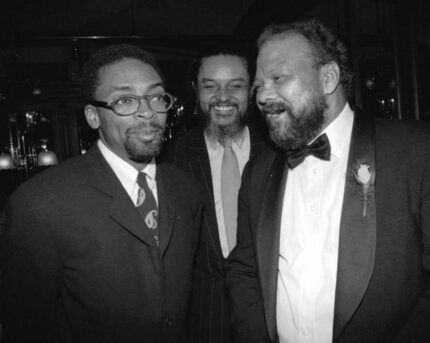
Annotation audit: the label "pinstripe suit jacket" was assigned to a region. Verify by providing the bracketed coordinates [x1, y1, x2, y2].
[162, 124, 270, 343]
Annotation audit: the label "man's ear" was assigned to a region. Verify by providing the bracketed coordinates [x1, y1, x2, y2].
[84, 105, 100, 130]
[191, 81, 198, 95]
[191, 81, 200, 106]
[320, 61, 340, 95]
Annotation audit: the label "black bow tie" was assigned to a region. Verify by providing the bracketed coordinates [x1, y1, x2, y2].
[286, 133, 331, 169]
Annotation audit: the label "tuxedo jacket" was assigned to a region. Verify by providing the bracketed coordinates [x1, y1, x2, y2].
[162, 124, 270, 343]
[226, 115, 430, 343]
[0, 145, 203, 343]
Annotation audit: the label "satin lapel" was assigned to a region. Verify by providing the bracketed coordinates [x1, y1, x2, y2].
[87, 146, 157, 247]
[249, 123, 270, 159]
[333, 115, 377, 338]
[256, 153, 289, 342]
[156, 165, 177, 257]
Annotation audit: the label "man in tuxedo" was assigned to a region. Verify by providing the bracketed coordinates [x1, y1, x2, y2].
[226, 19, 430, 343]
[0, 44, 203, 343]
[163, 46, 269, 342]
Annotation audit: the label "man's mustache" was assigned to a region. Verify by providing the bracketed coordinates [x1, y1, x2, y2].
[260, 102, 287, 116]
[126, 121, 164, 133]
[209, 101, 238, 109]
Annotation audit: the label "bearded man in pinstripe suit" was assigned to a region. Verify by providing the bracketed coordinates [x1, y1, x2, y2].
[162, 45, 270, 343]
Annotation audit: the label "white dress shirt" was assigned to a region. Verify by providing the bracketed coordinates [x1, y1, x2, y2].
[97, 140, 158, 206]
[205, 126, 251, 258]
[277, 103, 354, 343]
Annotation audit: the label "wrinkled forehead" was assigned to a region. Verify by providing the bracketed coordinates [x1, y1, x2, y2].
[256, 33, 314, 75]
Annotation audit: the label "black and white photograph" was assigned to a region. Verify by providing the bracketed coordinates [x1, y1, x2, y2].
[0, 1, 429, 342]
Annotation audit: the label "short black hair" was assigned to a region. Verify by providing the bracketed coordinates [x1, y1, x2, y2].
[190, 43, 252, 87]
[257, 19, 354, 99]
[81, 44, 165, 103]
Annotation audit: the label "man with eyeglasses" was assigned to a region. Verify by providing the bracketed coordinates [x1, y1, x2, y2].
[0, 44, 204, 343]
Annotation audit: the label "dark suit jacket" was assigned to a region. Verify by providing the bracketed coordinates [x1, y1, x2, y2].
[226, 115, 430, 343]
[162, 124, 270, 343]
[0, 145, 204, 343]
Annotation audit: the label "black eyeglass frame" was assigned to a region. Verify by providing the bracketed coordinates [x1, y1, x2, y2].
[89, 92, 177, 116]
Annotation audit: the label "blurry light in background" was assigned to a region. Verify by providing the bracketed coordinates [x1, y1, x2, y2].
[37, 150, 58, 166]
[32, 88, 42, 95]
[0, 154, 16, 170]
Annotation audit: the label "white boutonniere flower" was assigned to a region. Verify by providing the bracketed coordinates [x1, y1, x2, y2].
[353, 163, 375, 217]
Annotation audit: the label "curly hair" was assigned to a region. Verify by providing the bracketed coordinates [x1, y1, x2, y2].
[81, 44, 165, 103]
[257, 19, 354, 99]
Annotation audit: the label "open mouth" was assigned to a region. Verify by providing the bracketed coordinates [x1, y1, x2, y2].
[263, 109, 285, 117]
[261, 103, 288, 117]
[210, 103, 237, 115]
[214, 105, 234, 111]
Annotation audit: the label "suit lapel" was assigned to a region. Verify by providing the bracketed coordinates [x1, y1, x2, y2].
[333, 114, 377, 338]
[186, 125, 270, 261]
[186, 129, 224, 258]
[87, 145, 158, 248]
[256, 153, 289, 342]
[156, 165, 178, 257]
[249, 123, 270, 159]
[187, 136, 215, 206]
[110, 189, 158, 247]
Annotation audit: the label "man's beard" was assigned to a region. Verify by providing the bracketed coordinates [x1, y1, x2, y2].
[261, 92, 327, 150]
[202, 101, 247, 143]
[125, 121, 165, 163]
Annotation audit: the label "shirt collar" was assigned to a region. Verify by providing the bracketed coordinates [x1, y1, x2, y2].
[204, 126, 249, 150]
[97, 140, 156, 195]
[321, 102, 354, 159]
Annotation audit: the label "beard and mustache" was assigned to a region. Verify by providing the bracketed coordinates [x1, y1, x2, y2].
[201, 100, 248, 144]
[260, 91, 327, 150]
[125, 121, 166, 163]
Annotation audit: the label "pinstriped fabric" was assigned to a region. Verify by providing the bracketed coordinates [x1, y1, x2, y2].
[161, 124, 270, 343]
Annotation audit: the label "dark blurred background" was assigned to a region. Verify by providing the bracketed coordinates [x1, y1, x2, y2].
[0, 0, 429, 182]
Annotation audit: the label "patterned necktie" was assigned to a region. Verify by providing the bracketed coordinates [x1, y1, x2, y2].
[221, 139, 241, 253]
[286, 133, 331, 169]
[136, 172, 159, 247]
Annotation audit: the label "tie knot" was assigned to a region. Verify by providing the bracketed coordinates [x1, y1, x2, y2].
[221, 138, 233, 148]
[286, 133, 331, 169]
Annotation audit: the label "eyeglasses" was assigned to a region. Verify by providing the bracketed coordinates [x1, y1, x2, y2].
[89, 92, 177, 116]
